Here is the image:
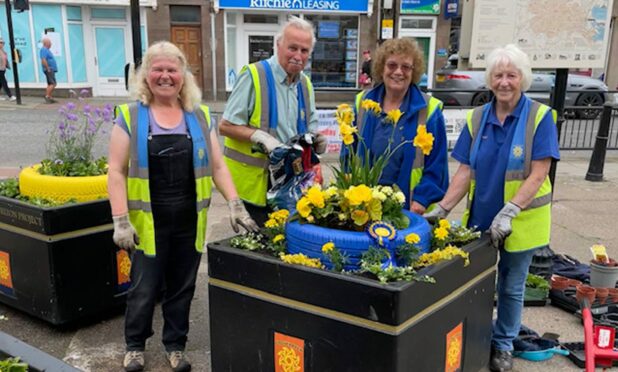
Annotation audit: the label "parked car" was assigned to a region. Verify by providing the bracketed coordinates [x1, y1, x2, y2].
[433, 55, 609, 119]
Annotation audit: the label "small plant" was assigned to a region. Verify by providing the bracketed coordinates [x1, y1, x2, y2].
[359, 246, 434, 284]
[414, 245, 470, 269]
[0, 178, 63, 207]
[230, 232, 266, 251]
[431, 219, 481, 250]
[263, 209, 290, 254]
[321, 242, 348, 272]
[0, 357, 28, 372]
[525, 273, 550, 291]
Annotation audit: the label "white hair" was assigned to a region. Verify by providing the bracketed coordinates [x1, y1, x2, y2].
[275, 16, 316, 52]
[484, 44, 532, 91]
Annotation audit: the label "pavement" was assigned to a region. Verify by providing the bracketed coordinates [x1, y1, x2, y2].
[1, 95, 618, 371]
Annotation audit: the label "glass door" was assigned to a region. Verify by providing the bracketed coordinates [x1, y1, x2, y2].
[93, 26, 128, 96]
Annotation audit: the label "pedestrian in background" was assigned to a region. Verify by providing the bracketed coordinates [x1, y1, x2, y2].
[359, 49, 372, 89]
[425, 44, 560, 372]
[0, 38, 16, 101]
[219, 16, 327, 226]
[108, 41, 258, 372]
[40, 37, 57, 104]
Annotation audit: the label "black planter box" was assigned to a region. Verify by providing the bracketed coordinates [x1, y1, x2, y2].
[208, 235, 497, 371]
[0, 196, 128, 325]
[0, 330, 80, 371]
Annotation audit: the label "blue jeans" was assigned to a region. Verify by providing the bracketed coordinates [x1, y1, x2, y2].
[492, 247, 537, 351]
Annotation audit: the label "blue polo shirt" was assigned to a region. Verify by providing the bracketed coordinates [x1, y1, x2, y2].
[451, 95, 560, 231]
[40, 47, 57, 72]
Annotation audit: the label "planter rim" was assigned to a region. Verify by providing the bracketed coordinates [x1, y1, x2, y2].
[0, 194, 109, 211]
[21, 164, 108, 181]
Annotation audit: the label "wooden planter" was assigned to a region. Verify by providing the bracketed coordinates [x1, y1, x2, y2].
[0, 195, 129, 325]
[208, 235, 497, 371]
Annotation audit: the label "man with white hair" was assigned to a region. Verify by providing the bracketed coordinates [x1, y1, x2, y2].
[219, 16, 326, 225]
[40, 37, 57, 103]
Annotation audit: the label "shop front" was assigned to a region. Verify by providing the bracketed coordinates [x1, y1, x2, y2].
[215, 0, 376, 95]
[0, 0, 150, 97]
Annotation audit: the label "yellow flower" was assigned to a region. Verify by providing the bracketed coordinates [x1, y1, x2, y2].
[339, 122, 357, 136]
[405, 233, 420, 244]
[367, 198, 383, 221]
[380, 186, 393, 196]
[270, 209, 290, 223]
[322, 242, 335, 253]
[306, 185, 325, 208]
[338, 213, 347, 221]
[337, 103, 352, 112]
[264, 219, 278, 228]
[361, 99, 382, 115]
[273, 234, 285, 243]
[306, 215, 315, 223]
[438, 219, 451, 229]
[323, 186, 338, 199]
[372, 189, 387, 201]
[342, 134, 355, 145]
[413, 124, 435, 155]
[279, 253, 324, 269]
[351, 209, 369, 226]
[296, 197, 312, 218]
[385, 109, 404, 125]
[394, 191, 405, 204]
[335, 104, 354, 125]
[434, 226, 449, 240]
[344, 184, 373, 206]
[415, 245, 469, 268]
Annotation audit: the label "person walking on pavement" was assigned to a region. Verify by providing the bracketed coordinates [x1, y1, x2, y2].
[218, 16, 327, 226]
[359, 49, 372, 89]
[0, 38, 16, 101]
[108, 41, 259, 372]
[424, 44, 560, 372]
[40, 37, 57, 104]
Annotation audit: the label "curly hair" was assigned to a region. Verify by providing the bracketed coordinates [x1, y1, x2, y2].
[130, 41, 202, 112]
[372, 38, 425, 85]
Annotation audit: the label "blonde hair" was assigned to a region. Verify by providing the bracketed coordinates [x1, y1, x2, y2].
[484, 44, 532, 91]
[373, 38, 425, 85]
[130, 41, 202, 111]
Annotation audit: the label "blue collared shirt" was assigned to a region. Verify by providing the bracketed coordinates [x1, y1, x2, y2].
[222, 55, 317, 143]
[451, 95, 560, 230]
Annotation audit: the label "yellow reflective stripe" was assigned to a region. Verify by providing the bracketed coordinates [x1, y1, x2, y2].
[127, 177, 151, 203]
[247, 64, 263, 128]
[129, 209, 156, 256]
[195, 176, 213, 203]
[409, 167, 423, 195]
[196, 208, 208, 252]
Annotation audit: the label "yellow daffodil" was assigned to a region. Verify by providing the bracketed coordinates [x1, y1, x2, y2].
[337, 103, 352, 112]
[385, 109, 404, 125]
[273, 234, 285, 243]
[296, 197, 312, 218]
[434, 226, 449, 240]
[342, 134, 355, 145]
[335, 104, 354, 125]
[413, 124, 435, 155]
[306, 185, 325, 208]
[405, 233, 420, 244]
[438, 219, 451, 229]
[339, 122, 357, 136]
[322, 242, 335, 253]
[351, 209, 369, 226]
[361, 99, 382, 115]
[344, 184, 373, 206]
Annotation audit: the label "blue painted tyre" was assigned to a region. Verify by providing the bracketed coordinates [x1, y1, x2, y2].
[286, 210, 431, 270]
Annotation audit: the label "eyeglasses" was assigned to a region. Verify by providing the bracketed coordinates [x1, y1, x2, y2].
[385, 61, 413, 73]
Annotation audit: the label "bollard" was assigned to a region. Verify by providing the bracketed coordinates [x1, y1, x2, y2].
[586, 103, 614, 181]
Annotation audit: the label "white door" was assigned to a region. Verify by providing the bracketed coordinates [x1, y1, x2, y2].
[93, 26, 130, 96]
[239, 28, 277, 72]
[399, 16, 437, 89]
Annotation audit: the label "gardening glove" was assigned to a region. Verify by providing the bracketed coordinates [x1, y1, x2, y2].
[312, 132, 328, 154]
[489, 202, 521, 249]
[228, 199, 260, 233]
[423, 203, 450, 224]
[250, 130, 284, 154]
[112, 214, 140, 252]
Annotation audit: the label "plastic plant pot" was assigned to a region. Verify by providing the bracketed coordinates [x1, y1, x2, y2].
[514, 347, 570, 362]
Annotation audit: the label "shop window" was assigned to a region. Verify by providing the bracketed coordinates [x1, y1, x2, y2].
[66, 6, 82, 21]
[243, 14, 279, 24]
[170, 5, 201, 24]
[91, 7, 126, 20]
[305, 15, 359, 88]
[225, 13, 238, 89]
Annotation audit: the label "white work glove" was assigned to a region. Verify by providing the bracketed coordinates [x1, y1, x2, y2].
[423, 203, 450, 224]
[489, 202, 521, 249]
[228, 199, 260, 233]
[312, 132, 328, 154]
[112, 214, 140, 252]
[250, 130, 284, 154]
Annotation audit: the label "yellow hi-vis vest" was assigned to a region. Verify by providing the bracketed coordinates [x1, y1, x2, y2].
[223, 62, 314, 206]
[461, 100, 556, 252]
[116, 103, 214, 256]
[354, 90, 444, 200]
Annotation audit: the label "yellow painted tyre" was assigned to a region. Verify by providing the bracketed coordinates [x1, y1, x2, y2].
[19, 165, 108, 203]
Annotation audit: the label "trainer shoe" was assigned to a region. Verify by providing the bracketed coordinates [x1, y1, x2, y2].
[44, 96, 53, 104]
[123, 351, 144, 372]
[8, 96, 16, 101]
[167, 350, 191, 372]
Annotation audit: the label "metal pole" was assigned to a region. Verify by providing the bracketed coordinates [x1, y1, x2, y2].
[130, 0, 142, 67]
[585, 103, 613, 181]
[548, 68, 568, 188]
[5, 0, 22, 105]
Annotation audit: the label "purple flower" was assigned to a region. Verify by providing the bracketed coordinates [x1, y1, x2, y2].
[80, 89, 90, 98]
[54, 159, 64, 165]
[94, 107, 102, 117]
[66, 102, 77, 111]
[67, 113, 78, 121]
[58, 122, 66, 131]
[102, 108, 113, 122]
[83, 104, 91, 114]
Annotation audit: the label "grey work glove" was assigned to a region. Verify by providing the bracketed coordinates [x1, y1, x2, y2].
[489, 202, 521, 249]
[112, 214, 140, 252]
[250, 130, 284, 154]
[423, 203, 450, 224]
[228, 199, 260, 233]
[312, 132, 328, 154]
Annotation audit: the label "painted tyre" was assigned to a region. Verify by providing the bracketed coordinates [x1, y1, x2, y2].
[286, 210, 431, 270]
[19, 165, 108, 203]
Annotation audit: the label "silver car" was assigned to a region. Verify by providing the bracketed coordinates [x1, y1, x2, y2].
[433, 58, 609, 119]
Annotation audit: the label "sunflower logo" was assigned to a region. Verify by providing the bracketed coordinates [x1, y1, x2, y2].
[512, 145, 524, 158]
[0, 261, 9, 281]
[198, 148, 205, 160]
[446, 337, 461, 367]
[119, 255, 131, 277]
[277, 346, 301, 372]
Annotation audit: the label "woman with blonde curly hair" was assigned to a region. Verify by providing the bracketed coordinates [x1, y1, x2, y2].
[108, 41, 258, 372]
[349, 38, 449, 214]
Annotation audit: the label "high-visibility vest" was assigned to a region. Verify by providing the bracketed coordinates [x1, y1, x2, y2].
[116, 102, 213, 256]
[223, 62, 313, 206]
[354, 90, 444, 200]
[461, 100, 556, 252]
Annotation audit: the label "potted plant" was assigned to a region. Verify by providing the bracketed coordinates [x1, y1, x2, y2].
[0, 91, 128, 325]
[589, 244, 618, 289]
[525, 273, 550, 304]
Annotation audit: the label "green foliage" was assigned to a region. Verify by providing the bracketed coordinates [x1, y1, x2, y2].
[230, 232, 266, 252]
[0, 178, 63, 207]
[38, 156, 107, 177]
[359, 246, 434, 284]
[0, 178, 20, 199]
[395, 241, 420, 267]
[0, 357, 28, 372]
[526, 273, 550, 291]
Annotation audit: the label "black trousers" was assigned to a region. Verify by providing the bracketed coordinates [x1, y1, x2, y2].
[124, 197, 201, 352]
[0, 70, 11, 97]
